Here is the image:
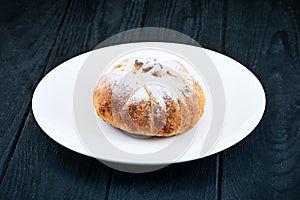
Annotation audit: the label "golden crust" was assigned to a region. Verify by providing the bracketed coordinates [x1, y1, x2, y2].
[93, 59, 206, 137]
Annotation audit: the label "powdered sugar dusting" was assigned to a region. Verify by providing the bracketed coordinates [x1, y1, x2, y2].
[108, 58, 196, 101]
[96, 57, 201, 135]
[130, 86, 150, 103]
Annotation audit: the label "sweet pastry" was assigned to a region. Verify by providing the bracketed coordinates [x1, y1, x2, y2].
[93, 58, 206, 137]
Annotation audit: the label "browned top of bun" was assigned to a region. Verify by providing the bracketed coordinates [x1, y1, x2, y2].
[93, 58, 206, 137]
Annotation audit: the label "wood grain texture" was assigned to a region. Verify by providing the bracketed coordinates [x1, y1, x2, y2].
[0, 0, 117, 199]
[142, 0, 224, 50]
[106, 0, 225, 199]
[108, 158, 218, 200]
[0, 0, 205, 199]
[0, 0, 69, 182]
[220, 0, 300, 199]
[0, 113, 111, 199]
[1, 0, 299, 199]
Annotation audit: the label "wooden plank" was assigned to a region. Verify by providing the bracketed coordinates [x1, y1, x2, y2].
[0, 0, 170, 199]
[0, 0, 69, 181]
[108, 157, 219, 200]
[220, 0, 300, 199]
[0, 0, 115, 198]
[0, 112, 111, 199]
[107, 0, 225, 199]
[0, 0, 118, 198]
[142, 0, 224, 51]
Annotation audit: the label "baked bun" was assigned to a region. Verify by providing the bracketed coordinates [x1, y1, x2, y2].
[93, 58, 206, 137]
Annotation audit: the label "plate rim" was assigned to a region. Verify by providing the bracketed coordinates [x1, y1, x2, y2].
[32, 42, 266, 165]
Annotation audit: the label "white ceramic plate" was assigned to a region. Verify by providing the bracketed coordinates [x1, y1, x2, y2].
[32, 42, 266, 164]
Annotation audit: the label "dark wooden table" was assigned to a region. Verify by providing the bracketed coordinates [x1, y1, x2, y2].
[1, 0, 299, 199]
